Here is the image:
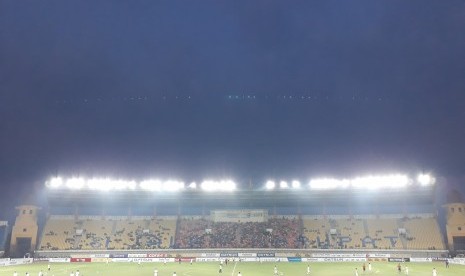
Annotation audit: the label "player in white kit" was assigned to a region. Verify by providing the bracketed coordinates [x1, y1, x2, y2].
[154, 268, 158, 276]
[307, 264, 311, 274]
[355, 268, 359, 276]
[274, 265, 278, 275]
[405, 266, 409, 275]
[432, 268, 437, 276]
[368, 263, 372, 272]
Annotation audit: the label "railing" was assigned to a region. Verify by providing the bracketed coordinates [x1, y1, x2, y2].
[35, 247, 448, 259]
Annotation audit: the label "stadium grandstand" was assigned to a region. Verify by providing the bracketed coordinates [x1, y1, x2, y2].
[2, 173, 465, 269]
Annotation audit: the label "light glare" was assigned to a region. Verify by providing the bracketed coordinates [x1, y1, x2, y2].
[265, 180, 275, 190]
[291, 180, 301, 189]
[418, 174, 434, 186]
[47, 177, 63, 188]
[65, 178, 85, 189]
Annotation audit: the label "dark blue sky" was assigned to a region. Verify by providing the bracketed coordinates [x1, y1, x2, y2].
[1, 0, 465, 212]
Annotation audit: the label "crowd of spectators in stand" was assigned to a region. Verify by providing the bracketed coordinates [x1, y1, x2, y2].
[175, 218, 210, 248]
[174, 217, 301, 249]
[111, 225, 169, 250]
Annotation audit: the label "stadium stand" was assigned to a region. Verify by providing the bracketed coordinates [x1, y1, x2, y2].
[0, 222, 8, 253]
[38, 213, 445, 251]
[147, 217, 177, 249]
[109, 217, 176, 249]
[175, 217, 300, 249]
[77, 217, 114, 250]
[403, 215, 444, 250]
[333, 217, 366, 249]
[302, 216, 330, 249]
[111, 218, 145, 249]
[300, 214, 445, 250]
[39, 216, 78, 250]
[175, 217, 210, 248]
[366, 217, 403, 249]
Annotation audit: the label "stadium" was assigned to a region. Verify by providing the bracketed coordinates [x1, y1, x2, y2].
[1, 173, 465, 275]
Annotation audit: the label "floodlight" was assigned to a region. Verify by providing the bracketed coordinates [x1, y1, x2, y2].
[162, 180, 185, 191]
[265, 180, 276, 190]
[291, 180, 301, 189]
[351, 174, 409, 189]
[114, 179, 137, 190]
[188, 182, 197, 189]
[87, 178, 113, 191]
[279, 181, 289, 189]
[309, 178, 350, 190]
[140, 180, 163, 191]
[201, 180, 236, 191]
[417, 174, 435, 186]
[65, 177, 85, 189]
[47, 177, 63, 188]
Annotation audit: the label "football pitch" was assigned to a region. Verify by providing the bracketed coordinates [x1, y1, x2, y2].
[1, 262, 463, 276]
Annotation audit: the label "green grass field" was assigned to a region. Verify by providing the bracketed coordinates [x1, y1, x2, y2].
[1, 262, 463, 276]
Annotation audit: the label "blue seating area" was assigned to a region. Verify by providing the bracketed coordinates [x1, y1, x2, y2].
[0, 225, 8, 251]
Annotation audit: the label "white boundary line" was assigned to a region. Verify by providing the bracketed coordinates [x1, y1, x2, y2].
[231, 261, 238, 276]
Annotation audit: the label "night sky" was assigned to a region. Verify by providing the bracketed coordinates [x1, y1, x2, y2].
[1, 1, 465, 216]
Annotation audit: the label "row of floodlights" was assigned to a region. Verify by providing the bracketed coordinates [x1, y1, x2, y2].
[46, 173, 434, 192]
[266, 173, 434, 190]
[46, 177, 236, 192]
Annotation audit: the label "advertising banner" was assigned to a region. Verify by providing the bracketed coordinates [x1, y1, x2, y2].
[312, 253, 366, 258]
[257, 253, 275, 257]
[201, 253, 220, 257]
[7, 259, 33, 266]
[388, 258, 410, 262]
[130, 258, 157, 263]
[147, 253, 168, 258]
[49, 258, 70, 263]
[431, 257, 448, 262]
[287, 257, 302, 262]
[308, 257, 367, 262]
[128, 254, 147, 258]
[238, 253, 256, 257]
[302, 258, 320, 262]
[258, 257, 280, 262]
[91, 258, 110, 263]
[220, 253, 238, 257]
[196, 258, 220, 262]
[111, 254, 128, 258]
[71, 258, 91, 263]
[91, 254, 110, 258]
[367, 253, 391, 258]
[112, 258, 132, 263]
[450, 258, 465, 265]
[410, 258, 432, 262]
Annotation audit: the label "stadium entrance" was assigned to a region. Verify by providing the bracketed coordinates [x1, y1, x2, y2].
[15, 237, 32, 257]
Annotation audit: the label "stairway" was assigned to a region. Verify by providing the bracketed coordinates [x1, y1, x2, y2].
[73, 232, 82, 249]
[396, 218, 407, 249]
[363, 219, 369, 237]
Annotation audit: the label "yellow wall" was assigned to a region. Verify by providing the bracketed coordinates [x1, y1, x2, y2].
[444, 203, 465, 251]
[10, 205, 40, 255]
